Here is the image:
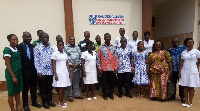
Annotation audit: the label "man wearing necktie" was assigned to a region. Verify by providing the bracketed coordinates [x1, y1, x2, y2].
[17, 32, 42, 111]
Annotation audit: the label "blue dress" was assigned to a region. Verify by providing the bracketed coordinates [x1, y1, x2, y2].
[132, 51, 149, 85]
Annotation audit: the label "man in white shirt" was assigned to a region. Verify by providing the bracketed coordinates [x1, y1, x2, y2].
[114, 28, 129, 48]
[128, 31, 142, 52]
[143, 31, 154, 52]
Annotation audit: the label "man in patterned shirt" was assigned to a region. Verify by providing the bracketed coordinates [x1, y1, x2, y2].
[97, 33, 119, 100]
[63, 36, 84, 102]
[116, 37, 133, 98]
[34, 33, 56, 109]
[167, 37, 186, 102]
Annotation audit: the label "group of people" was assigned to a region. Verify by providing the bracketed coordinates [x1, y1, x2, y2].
[3, 28, 200, 111]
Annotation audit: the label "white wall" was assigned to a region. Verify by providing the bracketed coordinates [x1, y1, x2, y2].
[0, 0, 66, 81]
[155, 0, 195, 38]
[72, 0, 142, 45]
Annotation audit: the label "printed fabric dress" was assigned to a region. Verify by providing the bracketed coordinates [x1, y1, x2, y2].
[132, 51, 149, 85]
[51, 51, 71, 87]
[3, 46, 23, 95]
[179, 49, 200, 87]
[81, 51, 98, 84]
[147, 50, 172, 99]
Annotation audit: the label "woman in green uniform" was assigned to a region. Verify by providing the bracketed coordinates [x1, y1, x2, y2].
[3, 34, 23, 111]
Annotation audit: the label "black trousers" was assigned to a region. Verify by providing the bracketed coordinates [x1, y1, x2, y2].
[117, 72, 132, 96]
[22, 67, 37, 107]
[39, 75, 53, 103]
[102, 71, 115, 98]
[171, 71, 184, 98]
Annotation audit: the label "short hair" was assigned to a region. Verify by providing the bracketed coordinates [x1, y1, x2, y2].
[69, 36, 75, 40]
[133, 31, 138, 33]
[95, 35, 100, 39]
[119, 28, 125, 31]
[137, 41, 144, 50]
[104, 33, 111, 37]
[37, 30, 43, 34]
[56, 35, 61, 39]
[144, 31, 150, 36]
[152, 40, 164, 52]
[7, 34, 16, 41]
[184, 38, 194, 46]
[120, 37, 127, 42]
[42, 33, 49, 37]
[57, 40, 64, 45]
[86, 41, 93, 48]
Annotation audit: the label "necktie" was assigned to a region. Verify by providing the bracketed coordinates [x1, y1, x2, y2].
[26, 45, 31, 59]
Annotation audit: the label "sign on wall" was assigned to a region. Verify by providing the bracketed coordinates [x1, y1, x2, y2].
[89, 15, 125, 25]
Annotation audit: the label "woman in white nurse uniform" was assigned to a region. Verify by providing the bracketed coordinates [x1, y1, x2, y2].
[179, 38, 200, 107]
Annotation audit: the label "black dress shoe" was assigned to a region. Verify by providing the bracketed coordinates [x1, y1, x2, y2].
[109, 96, 114, 100]
[181, 98, 185, 103]
[161, 99, 166, 102]
[168, 96, 175, 101]
[118, 95, 122, 98]
[126, 95, 133, 98]
[32, 102, 42, 108]
[23, 106, 31, 111]
[43, 103, 50, 109]
[48, 102, 56, 107]
[152, 97, 157, 101]
[103, 97, 108, 100]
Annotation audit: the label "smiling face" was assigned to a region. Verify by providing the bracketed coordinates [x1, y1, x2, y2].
[9, 35, 19, 47]
[186, 40, 194, 49]
[155, 41, 162, 51]
[42, 33, 49, 45]
[138, 41, 144, 50]
[172, 38, 179, 48]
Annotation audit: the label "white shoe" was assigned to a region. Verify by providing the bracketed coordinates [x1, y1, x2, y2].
[87, 98, 91, 101]
[92, 97, 97, 100]
[182, 104, 187, 107]
[59, 102, 67, 108]
[60, 105, 67, 108]
[186, 104, 192, 107]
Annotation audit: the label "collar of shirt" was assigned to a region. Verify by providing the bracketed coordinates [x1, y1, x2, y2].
[23, 42, 31, 46]
[143, 39, 153, 44]
[132, 38, 139, 42]
[40, 43, 51, 49]
[102, 42, 112, 47]
[66, 43, 76, 48]
[55, 51, 64, 54]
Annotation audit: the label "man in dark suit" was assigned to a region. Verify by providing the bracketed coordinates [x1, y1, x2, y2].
[17, 32, 42, 111]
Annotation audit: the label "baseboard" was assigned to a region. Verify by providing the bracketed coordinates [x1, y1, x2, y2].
[0, 81, 7, 91]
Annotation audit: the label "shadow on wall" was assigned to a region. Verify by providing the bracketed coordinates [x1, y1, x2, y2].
[155, 32, 193, 49]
